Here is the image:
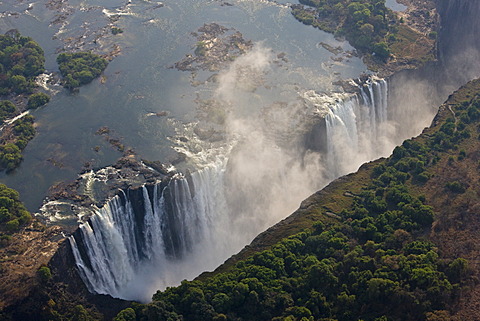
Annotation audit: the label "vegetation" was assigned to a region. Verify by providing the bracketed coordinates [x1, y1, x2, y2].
[37, 266, 52, 283]
[113, 80, 480, 321]
[0, 183, 31, 237]
[111, 27, 124, 35]
[292, 0, 393, 60]
[57, 52, 108, 89]
[27, 92, 50, 109]
[290, 0, 434, 65]
[195, 41, 208, 57]
[0, 30, 45, 95]
[0, 31, 48, 172]
[0, 114, 36, 171]
[0, 100, 17, 124]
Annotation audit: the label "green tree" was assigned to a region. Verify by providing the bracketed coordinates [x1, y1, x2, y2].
[27, 92, 50, 109]
[113, 308, 136, 321]
[56, 52, 108, 89]
[37, 266, 52, 283]
[373, 42, 390, 61]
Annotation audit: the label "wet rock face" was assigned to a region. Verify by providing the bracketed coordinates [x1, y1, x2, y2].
[437, 0, 480, 57]
[47, 238, 131, 319]
[304, 117, 328, 154]
[435, 0, 480, 91]
[37, 156, 172, 230]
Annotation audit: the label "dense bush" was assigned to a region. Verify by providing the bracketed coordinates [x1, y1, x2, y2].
[0, 183, 31, 235]
[0, 115, 36, 171]
[0, 100, 17, 124]
[0, 30, 45, 95]
[27, 92, 50, 109]
[57, 52, 108, 88]
[292, 0, 393, 60]
[0, 143, 22, 171]
[0, 31, 46, 171]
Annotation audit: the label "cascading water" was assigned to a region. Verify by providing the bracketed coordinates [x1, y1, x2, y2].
[70, 162, 231, 301]
[70, 77, 393, 302]
[317, 77, 390, 177]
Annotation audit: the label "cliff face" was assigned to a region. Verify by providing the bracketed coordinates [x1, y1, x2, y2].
[2, 1, 480, 320]
[386, 0, 480, 142]
[437, 0, 480, 56]
[4, 238, 130, 321]
[142, 78, 480, 321]
[437, 0, 480, 85]
[0, 224, 63, 311]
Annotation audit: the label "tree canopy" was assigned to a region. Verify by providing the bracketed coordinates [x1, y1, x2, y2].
[292, 0, 395, 61]
[0, 30, 45, 95]
[56, 52, 108, 89]
[0, 183, 31, 237]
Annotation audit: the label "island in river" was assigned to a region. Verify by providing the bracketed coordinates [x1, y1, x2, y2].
[2, 0, 477, 320]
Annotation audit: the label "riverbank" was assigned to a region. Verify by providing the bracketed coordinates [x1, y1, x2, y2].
[292, 0, 438, 77]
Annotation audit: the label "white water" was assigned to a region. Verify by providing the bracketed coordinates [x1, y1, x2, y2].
[71, 162, 232, 301]
[325, 78, 390, 177]
[70, 76, 393, 302]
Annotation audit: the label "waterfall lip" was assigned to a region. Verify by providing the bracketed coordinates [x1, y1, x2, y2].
[39, 72, 390, 302]
[68, 161, 230, 301]
[301, 89, 354, 118]
[65, 75, 391, 302]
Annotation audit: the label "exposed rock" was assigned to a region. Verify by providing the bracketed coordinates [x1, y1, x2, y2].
[319, 42, 343, 55]
[36, 155, 173, 229]
[0, 223, 63, 310]
[173, 23, 253, 72]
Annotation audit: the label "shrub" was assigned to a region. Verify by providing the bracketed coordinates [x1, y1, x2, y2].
[445, 181, 466, 193]
[57, 52, 108, 88]
[6, 218, 19, 232]
[27, 92, 50, 109]
[0, 100, 16, 123]
[114, 308, 136, 321]
[111, 27, 124, 35]
[37, 266, 52, 283]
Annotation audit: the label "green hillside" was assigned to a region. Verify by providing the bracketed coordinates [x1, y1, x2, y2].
[113, 79, 480, 321]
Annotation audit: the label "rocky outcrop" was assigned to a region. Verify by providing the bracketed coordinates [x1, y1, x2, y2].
[1, 156, 172, 319]
[0, 223, 63, 311]
[3, 236, 130, 320]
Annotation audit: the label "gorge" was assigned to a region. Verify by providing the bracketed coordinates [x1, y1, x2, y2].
[1, 0, 480, 319]
[70, 77, 391, 302]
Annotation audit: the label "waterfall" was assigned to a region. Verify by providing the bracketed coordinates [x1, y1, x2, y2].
[70, 77, 391, 302]
[70, 163, 230, 301]
[325, 78, 389, 177]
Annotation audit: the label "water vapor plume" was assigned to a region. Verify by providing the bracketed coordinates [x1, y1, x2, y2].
[215, 44, 328, 241]
[69, 44, 419, 303]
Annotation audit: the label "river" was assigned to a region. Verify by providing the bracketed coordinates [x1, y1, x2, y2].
[0, 0, 368, 211]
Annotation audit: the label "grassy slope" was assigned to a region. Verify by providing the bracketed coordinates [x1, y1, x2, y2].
[10, 79, 480, 321]
[231, 79, 480, 260]
[190, 79, 480, 320]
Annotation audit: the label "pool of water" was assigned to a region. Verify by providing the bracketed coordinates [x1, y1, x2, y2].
[386, 0, 407, 12]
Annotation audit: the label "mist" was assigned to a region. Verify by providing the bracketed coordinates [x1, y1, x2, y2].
[71, 33, 477, 302]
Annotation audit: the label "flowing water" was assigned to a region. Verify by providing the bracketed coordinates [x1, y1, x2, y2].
[0, 0, 446, 302]
[0, 0, 367, 210]
[71, 77, 396, 302]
